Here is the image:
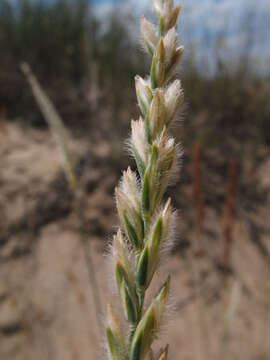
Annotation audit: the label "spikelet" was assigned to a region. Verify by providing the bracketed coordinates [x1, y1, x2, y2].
[165, 79, 184, 126]
[106, 304, 127, 360]
[141, 17, 158, 55]
[106, 1, 184, 359]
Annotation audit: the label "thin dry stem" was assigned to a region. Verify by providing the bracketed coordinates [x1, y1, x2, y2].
[21, 63, 103, 337]
[191, 142, 205, 256]
[223, 159, 237, 265]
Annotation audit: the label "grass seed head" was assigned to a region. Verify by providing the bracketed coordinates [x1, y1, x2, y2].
[106, 1, 184, 358]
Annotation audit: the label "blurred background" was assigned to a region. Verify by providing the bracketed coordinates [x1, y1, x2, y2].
[0, 0, 270, 359]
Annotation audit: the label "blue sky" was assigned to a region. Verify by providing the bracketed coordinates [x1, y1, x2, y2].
[93, 0, 270, 73]
[93, 0, 113, 3]
[6, 0, 269, 72]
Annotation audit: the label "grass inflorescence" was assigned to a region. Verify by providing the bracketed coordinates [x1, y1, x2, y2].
[105, 1, 185, 359]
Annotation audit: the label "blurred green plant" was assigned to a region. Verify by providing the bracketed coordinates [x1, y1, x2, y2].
[0, 0, 91, 79]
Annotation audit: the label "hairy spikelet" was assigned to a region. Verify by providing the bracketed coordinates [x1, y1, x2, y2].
[106, 1, 184, 359]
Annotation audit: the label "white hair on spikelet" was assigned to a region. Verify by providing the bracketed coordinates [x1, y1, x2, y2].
[105, 1, 185, 359]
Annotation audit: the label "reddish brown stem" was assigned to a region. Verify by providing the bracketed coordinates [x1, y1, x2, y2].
[191, 142, 204, 255]
[223, 159, 237, 265]
[0, 106, 7, 134]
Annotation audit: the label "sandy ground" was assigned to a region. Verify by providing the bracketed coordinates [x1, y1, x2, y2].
[1, 122, 270, 360]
